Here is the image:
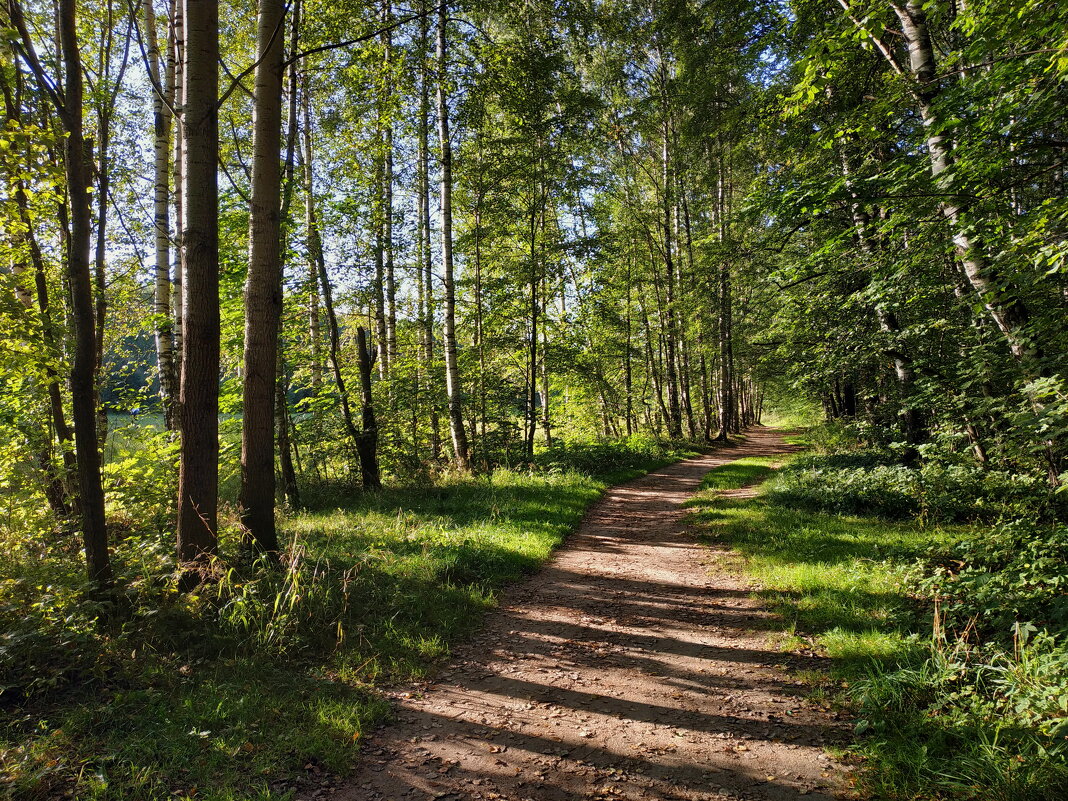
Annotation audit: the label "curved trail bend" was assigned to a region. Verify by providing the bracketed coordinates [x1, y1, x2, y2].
[328, 429, 851, 801]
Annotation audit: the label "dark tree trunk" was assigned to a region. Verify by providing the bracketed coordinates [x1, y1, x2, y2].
[239, 0, 285, 555]
[276, 358, 300, 508]
[51, 0, 113, 585]
[176, 0, 221, 576]
[356, 327, 382, 490]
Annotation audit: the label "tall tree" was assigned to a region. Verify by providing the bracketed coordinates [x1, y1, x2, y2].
[436, 1, 470, 469]
[143, 0, 179, 429]
[9, 0, 113, 587]
[238, 0, 286, 554]
[176, 0, 221, 577]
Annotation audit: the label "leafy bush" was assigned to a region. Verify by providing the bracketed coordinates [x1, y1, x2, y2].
[851, 631, 1068, 801]
[768, 461, 920, 518]
[916, 520, 1068, 638]
[531, 435, 691, 479]
[766, 452, 1053, 523]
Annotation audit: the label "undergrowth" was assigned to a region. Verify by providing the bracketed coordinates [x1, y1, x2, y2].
[690, 431, 1068, 801]
[0, 436, 696, 799]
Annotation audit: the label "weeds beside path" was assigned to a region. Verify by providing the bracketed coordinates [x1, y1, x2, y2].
[326, 429, 853, 801]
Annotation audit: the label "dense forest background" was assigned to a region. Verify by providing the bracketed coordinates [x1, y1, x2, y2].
[1, 0, 1066, 798]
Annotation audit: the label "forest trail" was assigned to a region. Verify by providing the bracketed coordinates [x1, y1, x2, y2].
[326, 430, 852, 801]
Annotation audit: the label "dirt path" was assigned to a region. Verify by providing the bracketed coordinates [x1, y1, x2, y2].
[325, 429, 852, 801]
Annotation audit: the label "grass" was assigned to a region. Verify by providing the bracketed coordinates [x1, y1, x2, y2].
[695, 455, 779, 492]
[0, 441, 695, 800]
[689, 486, 939, 668]
[687, 459, 1068, 800]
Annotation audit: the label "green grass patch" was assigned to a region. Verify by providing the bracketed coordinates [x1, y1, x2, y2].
[693, 455, 779, 493]
[688, 471, 1068, 800]
[689, 491, 938, 666]
[1, 440, 694, 799]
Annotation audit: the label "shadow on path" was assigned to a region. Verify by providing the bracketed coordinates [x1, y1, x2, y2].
[321, 429, 852, 801]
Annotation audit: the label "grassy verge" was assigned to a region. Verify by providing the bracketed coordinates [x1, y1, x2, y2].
[688, 460, 1068, 800]
[1, 441, 697, 800]
[695, 455, 779, 492]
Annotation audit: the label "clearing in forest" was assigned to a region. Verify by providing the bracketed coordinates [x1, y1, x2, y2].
[324, 429, 851, 801]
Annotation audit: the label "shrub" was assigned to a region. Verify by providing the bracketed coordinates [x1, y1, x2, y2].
[531, 435, 685, 478]
[767, 453, 1054, 524]
[767, 461, 920, 519]
[916, 520, 1068, 638]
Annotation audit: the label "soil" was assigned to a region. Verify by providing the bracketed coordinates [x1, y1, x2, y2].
[317, 429, 853, 801]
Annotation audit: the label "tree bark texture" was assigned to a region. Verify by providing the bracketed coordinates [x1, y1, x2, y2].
[436, 2, 470, 469]
[144, 0, 178, 429]
[60, 0, 112, 585]
[238, 0, 285, 554]
[177, 0, 221, 572]
[356, 327, 382, 490]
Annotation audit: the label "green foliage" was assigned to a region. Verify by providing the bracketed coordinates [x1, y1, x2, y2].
[101, 419, 180, 533]
[690, 452, 1068, 800]
[849, 632, 1068, 801]
[531, 435, 698, 482]
[917, 520, 1068, 638]
[767, 452, 1056, 523]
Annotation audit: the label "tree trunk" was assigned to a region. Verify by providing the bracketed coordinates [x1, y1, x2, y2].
[677, 180, 697, 440]
[306, 121, 368, 475]
[144, 0, 178, 429]
[436, 1, 470, 469]
[417, 0, 440, 460]
[623, 257, 633, 437]
[715, 153, 733, 441]
[301, 79, 323, 393]
[886, 1, 1038, 367]
[61, 0, 112, 585]
[381, 0, 396, 371]
[661, 178, 682, 437]
[373, 150, 388, 378]
[176, 0, 221, 576]
[639, 289, 668, 435]
[541, 275, 552, 447]
[238, 0, 285, 555]
[356, 327, 382, 489]
[276, 357, 300, 507]
[171, 0, 184, 387]
[700, 352, 714, 441]
[92, 0, 128, 451]
[274, 0, 301, 511]
[525, 174, 539, 460]
[94, 104, 110, 451]
[473, 175, 488, 446]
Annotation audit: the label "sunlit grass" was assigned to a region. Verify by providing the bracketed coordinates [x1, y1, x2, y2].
[1, 443, 693, 799]
[688, 466, 1068, 800]
[689, 492, 937, 669]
